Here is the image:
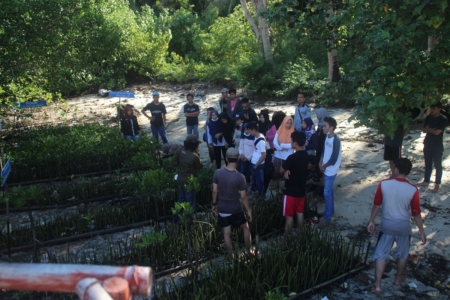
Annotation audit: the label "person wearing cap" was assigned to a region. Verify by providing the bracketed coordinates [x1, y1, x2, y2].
[184, 93, 200, 139]
[172, 134, 203, 215]
[240, 97, 258, 124]
[141, 91, 168, 144]
[416, 102, 448, 193]
[212, 147, 252, 258]
[226, 88, 243, 119]
[219, 88, 229, 113]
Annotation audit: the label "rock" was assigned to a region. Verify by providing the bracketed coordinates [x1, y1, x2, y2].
[425, 290, 440, 297]
[182, 84, 192, 90]
[357, 272, 370, 284]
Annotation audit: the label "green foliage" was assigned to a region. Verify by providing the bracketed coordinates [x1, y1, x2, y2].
[0, 185, 44, 207]
[185, 175, 200, 192]
[130, 168, 176, 195]
[137, 231, 168, 248]
[265, 288, 288, 300]
[171, 202, 194, 224]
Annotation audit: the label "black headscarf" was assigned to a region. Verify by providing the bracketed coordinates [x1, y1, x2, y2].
[258, 109, 273, 135]
[219, 112, 235, 144]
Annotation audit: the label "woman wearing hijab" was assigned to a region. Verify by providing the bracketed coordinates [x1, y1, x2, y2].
[273, 116, 295, 179]
[121, 105, 140, 140]
[301, 117, 318, 155]
[219, 112, 236, 148]
[208, 110, 227, 169]
[259, 109, 277, 193]
[315, 108, 330, 160]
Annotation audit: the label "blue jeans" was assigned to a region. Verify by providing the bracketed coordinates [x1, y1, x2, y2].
[239, 160, 252, 182]
[251, 163, 265, 199]
[125, 135, 140, 141]
[151, 125, 168, 143]
[424, 148, 443, 184]
[186, 125, 199, 138]
[323, 174, 336, 222]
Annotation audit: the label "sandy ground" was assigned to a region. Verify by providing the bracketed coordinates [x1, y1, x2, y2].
[8, 83, 450, 298]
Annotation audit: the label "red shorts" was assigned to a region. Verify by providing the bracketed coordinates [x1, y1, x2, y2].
[283, 195, 305, 217]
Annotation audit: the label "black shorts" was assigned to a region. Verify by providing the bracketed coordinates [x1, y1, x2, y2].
[384, 145, 401, 161]
[218, 212, 247, 228]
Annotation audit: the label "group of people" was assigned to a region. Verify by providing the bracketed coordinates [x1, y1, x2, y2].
[121, 88, 448, 294]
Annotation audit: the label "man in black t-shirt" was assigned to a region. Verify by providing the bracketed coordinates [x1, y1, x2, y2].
[416, 102, 448, 193]
[280, 131, 308, 236]
[141, 91, 168, 143]
[219, 88, 229, 113]
[184, 93, 200, 139]
[240, 97, 258, 124]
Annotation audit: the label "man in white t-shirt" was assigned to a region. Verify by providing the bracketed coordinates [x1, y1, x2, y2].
[318, 117, 342, 228]
[247, 121, 266, 200]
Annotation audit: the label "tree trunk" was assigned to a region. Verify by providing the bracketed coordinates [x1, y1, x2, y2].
[326, 5, 340, 83]
[240, 0, 273, 65]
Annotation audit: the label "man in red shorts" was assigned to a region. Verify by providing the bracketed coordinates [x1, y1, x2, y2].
[280, 131, 308, 236]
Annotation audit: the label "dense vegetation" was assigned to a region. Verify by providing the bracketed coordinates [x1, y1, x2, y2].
[1, 0, 450, 135]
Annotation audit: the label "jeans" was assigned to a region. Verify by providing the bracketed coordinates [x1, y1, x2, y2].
[151, 125, 168, 143]
[172, 184, 196, 222]
[323, 174, 336, 222]
[239, 160, 252, 182]
[186, 125, 199, 139]
[424, 148, 443, 184]
[251, 163, 265, 199]
[125, 135, 140, 141]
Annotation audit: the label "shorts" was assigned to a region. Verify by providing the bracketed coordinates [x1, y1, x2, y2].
[384, 145, 401, 161]
[218, 212, 247, 228]
[283, 195, 305, 217]
[373, 231, 411, 261]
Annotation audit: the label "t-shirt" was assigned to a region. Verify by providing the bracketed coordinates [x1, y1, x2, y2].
[423, 114, 448, 151]
[321, 134, 342, 176]
[373, 178, 421, 236]
[282, 150, 308, 197]
[385, 125, 405, 147]
[213, 168, 247, 214]
[143, 102, 167, 127]
[184, 103, 200, 126]
[251, 134, 266, 165]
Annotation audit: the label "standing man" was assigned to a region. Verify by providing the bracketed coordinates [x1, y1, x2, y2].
[384, 124, 409, 178]
[226, 88, 243, 119]
[240, 97, 258, 124]
[172, 135, 203, 218]
[294, 92, 311, 132]
[212, 148, 252, 258]
[368, 158, 426, 295]
[219, 88, 229, 113]
[184, 93, 200, 139]
[247, 121, 266, 200]
[141, 91, 168, 143]
[318, 117, 342, 228]
[417, 102, 448, 193]
[280, 131, 308, 236]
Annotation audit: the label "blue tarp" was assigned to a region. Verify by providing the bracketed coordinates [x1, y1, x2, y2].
[18, 100, 47, 108]
[109, 91, 135, 98]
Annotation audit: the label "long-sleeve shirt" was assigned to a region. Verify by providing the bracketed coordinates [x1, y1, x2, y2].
[321, 134, 342, 176]
[273, 132, 294, 160]
[294, 104, 311, 131]
[265, 125, 277, 149]
[239, 137, 255, 161]
[172, 147, 203, 185]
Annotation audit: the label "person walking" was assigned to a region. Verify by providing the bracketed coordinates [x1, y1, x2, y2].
[120, 105, 140, 140]
[212, 148, 252, 258]
[141, 91, 168, 143]
[184, 93, 200, 138]
[294, 92, 311, 132]
[172, 135, 203, 220]
[318, 117, 342, 228]
[367, 158, 426, 295]
[280, 131, 308, 236]
[416, 102, 448, 193]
